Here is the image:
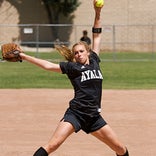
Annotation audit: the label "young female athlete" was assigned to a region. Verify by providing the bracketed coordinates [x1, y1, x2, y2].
[19, 1, 129, 156]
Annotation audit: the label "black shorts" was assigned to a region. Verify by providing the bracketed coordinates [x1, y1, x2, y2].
[61, 108, 107, 134]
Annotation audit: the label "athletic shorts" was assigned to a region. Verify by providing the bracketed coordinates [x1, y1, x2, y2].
[61, 108, 107, 134]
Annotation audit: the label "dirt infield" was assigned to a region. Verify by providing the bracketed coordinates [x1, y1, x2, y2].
[0, 89, 156, 156]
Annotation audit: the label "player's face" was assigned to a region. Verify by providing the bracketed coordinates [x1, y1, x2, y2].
[73, 44, 90, 64]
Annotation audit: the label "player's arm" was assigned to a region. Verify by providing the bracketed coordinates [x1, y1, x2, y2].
[92, 0, 104, 55]
[20, 53, 62, 73]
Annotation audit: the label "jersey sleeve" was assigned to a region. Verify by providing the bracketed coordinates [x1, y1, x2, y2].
[60, 62, 81, 79]
[59, 62, 71, 74]
[90, 51, 101, 63]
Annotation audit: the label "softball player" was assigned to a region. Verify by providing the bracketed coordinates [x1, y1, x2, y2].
[19, 1, 129, 156]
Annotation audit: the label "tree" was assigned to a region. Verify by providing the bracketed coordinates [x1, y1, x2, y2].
[42, 0, 81, 41]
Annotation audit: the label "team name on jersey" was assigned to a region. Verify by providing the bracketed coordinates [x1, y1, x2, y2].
[81, 70, 103, 82]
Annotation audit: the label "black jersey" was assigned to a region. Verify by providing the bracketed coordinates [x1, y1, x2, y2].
[60, 51, 103, 116]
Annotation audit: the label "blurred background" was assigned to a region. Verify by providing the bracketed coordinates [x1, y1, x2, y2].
[0, 0, 156, 61]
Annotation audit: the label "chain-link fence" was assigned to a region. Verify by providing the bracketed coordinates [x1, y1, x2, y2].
[0, 24, 156, 61]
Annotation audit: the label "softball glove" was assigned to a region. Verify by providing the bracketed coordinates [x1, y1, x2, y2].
[1, 43, 23, 62]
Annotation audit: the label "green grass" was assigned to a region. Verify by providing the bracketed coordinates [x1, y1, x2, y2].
[100, 51, 156, 61]
[101, 61, 156, 89]
[0, 51, 156, 89]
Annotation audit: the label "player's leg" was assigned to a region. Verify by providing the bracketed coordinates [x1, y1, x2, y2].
[91, 124, 129, 156]
[116, 149, 129, 156]
[33, 120, 75, 156]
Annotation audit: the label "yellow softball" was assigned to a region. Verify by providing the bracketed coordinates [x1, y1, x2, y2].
[95, 0, 104, 7]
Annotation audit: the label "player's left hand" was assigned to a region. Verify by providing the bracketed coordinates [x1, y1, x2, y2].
[1, 43, 23, 62]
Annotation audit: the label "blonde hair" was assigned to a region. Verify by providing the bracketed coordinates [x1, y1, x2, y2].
[55, 41, 90, 62]
[72, 41, 90, 53]
[55, 45, 74, 62]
